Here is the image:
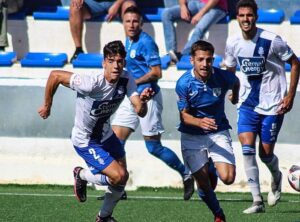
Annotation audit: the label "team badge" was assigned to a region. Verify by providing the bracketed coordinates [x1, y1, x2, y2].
[73, 74, 82, 86]
[130, 50, 136, 58]
[258, 47, 264, 56]
[212, 88, 221, 97]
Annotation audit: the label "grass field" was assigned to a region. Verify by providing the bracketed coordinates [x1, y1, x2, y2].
[0, 185, 299, 222]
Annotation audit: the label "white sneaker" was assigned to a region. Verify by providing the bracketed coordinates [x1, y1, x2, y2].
[243, 201, 265, 214]
[268, 171, 282, 206]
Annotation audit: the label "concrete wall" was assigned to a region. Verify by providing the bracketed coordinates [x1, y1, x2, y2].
[1, 79, 300, 143]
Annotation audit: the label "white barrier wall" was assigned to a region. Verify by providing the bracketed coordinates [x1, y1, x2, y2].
[1, 137, 299, 193]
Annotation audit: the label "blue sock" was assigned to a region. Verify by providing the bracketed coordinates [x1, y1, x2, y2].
[198, 189, 222, 216]
[145, 140, 185, 177]
[119, 139, 126, 149]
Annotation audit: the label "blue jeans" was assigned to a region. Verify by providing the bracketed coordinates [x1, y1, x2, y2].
[84, 0, 114, 18]
[162, 0, 226, 55]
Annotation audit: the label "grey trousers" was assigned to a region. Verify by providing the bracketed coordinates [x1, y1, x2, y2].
[0, 0, 8, 47]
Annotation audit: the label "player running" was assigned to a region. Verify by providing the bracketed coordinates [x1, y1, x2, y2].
[224, 0, 300, 214]
[38, 40, 153, 222]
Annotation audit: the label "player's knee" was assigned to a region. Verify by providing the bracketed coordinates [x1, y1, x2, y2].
[221, 172, 235, 185]
[145, 140, 163, 156]
[260, 154, 274, 164]
[110, 168, 128, 185]
[219, 169, 235, 185]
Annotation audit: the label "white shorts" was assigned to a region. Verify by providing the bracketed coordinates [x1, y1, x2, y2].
[181, 130, 235, 173]
[111, 91, 165, 136]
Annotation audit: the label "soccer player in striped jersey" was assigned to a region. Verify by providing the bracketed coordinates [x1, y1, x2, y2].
[224, 0, 300, 214]
[38, 40, 153, 222]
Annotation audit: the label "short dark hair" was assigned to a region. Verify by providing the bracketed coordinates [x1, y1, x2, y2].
[191, 40, 214, 56]
[103, 40, 126, 59]
[236, 0, 258, 17]
[123, 5, 142, 18]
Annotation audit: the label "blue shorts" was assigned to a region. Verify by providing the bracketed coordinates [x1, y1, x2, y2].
[74, 133, 125, 174]
[84, 0, 135, 18]
[84, 0, 114, 18]
[237, 107, 284, 144]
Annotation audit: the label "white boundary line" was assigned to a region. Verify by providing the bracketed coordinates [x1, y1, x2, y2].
[0, 192, 299, 203]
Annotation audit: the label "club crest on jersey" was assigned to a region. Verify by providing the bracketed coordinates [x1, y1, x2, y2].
[130, 50, 136, 58]
[212, 88, 221, 97]
[238, 57, 266, 76]
[73, 74, 82, 86]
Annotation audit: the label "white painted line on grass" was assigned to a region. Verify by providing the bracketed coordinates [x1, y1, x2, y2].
[0, 192, 299, 203]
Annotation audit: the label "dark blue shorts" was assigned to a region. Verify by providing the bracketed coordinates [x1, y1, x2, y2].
[237, 107, 284, 144]
[74, 133, 125, 174]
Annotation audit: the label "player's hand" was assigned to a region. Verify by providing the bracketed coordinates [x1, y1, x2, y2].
[38, 105, 51, 119]
[276, 95, 294, 114]
[199, 117, 218, 131]
[228, 93, 239, 105]
[191, 12, 203, 25]
[106, 3, 120, 22]
[71, 0, 84, 10]
[180, 5, 191, 21]
[140, 88, 154, 103]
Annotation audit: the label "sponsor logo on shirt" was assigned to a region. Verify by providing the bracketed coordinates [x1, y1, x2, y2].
[238, 56, 266, 76]
[90, 100, 121, 118]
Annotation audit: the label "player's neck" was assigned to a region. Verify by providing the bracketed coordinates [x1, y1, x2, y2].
[242, 27, 257, 40]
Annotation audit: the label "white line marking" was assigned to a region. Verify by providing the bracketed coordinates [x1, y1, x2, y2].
[0, 192, 299, 203]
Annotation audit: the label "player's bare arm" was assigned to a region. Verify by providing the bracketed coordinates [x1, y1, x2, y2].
[38, 70, 72, 119]
[277, 54, 300, 114]
[134, 65, 162, 85]
[130, 88, 154, 117]
[228, 78, 240, 105]
[180, 108, 218, 131]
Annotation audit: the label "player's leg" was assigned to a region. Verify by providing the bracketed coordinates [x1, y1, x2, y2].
[181, 135, 225, 221]
[209, 130, 236, 186]
[140, 92, 194, 200]
[237, 108, 264, 214]
[73, 134, 128, 221]
[259, 114, 284, 206]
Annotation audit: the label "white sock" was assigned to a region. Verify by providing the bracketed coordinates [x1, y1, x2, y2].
[243, 155, 262, 202]
[100, 185, 124, 218]
[80, 169, 111, 186]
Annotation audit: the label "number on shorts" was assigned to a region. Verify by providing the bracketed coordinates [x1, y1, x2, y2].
[89, 148, 100, 160]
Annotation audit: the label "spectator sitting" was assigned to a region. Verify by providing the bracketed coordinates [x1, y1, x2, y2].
[0, 0, 23, 51]
[162, 0, 228, 63]
[69, 0, 136, 62]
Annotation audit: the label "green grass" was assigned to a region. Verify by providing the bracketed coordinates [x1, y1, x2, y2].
[0, 185, 299, 222]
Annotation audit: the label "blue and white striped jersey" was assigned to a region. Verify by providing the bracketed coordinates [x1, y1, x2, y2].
[69, 71, 138, 147]
[224, 28, 293, 115]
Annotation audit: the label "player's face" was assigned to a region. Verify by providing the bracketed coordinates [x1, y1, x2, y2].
[123, 12, 142, 40]
[237, 7, 257, 38]
[191, 50, 214, 82]
[103, 54, 125, 83]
